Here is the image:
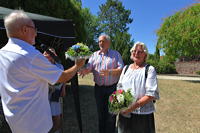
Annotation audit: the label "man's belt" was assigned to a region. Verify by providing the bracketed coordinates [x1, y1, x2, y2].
[95, 83, 117, 88]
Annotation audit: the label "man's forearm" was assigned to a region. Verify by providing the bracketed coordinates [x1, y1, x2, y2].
[57, 65, 79, 83]
[56, 59, 86, 83]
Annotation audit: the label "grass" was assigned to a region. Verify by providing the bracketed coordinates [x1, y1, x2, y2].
[64, 74, 200, 133]
[79, 75, 200, 133]
[1, 74, 200, 133]
[155, 79, 200, 133]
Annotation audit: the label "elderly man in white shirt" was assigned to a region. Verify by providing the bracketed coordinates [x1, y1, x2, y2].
[0, 10, 85, 133]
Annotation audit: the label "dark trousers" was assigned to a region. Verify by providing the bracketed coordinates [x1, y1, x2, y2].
[118, 113, 155, 133]
[94, 84, 117, 133]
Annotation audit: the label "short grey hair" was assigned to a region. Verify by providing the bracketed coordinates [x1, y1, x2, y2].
[4, 10, 32, 37]
[99, 34, 110, 41]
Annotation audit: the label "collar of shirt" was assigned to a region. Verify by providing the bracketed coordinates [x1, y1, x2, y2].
[8, 37, 36, 50]
[98, 48, 110, 55]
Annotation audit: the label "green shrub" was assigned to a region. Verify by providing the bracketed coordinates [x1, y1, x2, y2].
[147, 59, 177, 74]
[196, 71, 200, 75]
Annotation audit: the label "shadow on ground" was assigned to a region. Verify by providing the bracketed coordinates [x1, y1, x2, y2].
[186, 80, 200, 84]
[63, 84, 98, 133]
[0, 84, 98, 133]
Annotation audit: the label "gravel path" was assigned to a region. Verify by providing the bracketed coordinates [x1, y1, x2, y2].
[157, 75, 200, 81]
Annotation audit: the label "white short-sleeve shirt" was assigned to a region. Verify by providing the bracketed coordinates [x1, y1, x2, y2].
[117, 64, 159, 114]
[0, 38, 63, 133]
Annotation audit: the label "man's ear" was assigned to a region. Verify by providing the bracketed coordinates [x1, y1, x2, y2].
[21, 26, 27, 35]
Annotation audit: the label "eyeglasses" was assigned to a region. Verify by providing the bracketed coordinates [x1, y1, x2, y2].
[98, 40, 106, 43]
[132, 50, 144, 54]
[26, 25, 37, 32]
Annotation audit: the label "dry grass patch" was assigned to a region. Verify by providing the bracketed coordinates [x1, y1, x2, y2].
[78, 75, 200, 133]
[156, 79, 200, 133]
[78, 74, 94, 86]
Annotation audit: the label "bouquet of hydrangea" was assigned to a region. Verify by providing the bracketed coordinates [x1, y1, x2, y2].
[108, 89, 135, 114]
[65, 43, 93, 61]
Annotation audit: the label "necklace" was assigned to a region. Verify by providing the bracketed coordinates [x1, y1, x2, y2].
[132, 63, 145, 70]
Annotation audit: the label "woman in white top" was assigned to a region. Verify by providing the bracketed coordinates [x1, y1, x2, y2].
[117, 42, 159, 133]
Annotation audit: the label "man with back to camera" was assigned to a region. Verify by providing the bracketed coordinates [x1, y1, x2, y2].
[0, 10, 85, 133]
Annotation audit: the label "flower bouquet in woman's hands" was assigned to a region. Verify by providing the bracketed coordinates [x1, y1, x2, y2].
[65, 43, 93, 61]
[108, 89, 135, 115]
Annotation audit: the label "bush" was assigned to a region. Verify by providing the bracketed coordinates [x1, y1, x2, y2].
[196, 71, 200, 75]
[147, 59, 177, 74]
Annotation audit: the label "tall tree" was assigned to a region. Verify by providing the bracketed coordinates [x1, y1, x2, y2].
[75, 0, 82, 4]
[154, 43, 160, 61]
[98, 0, 132, 38]
[157, 3, 200, 61]
[112, 31, 133, 64]
[81, 8, 101, 51]
[98, 0, 133, 64]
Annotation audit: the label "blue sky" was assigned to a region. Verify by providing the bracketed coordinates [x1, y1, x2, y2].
[82, 0, 197, 54]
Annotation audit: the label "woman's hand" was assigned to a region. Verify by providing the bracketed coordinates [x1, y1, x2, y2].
[121, 95, 155, 115]
[120, 106, 133, 115]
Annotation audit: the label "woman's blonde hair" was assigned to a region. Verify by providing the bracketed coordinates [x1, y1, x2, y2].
[130, 41, 148, 53]
[130, 41, 148, 61]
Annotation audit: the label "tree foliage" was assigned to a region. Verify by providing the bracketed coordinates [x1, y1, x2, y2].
[98, 0, 133, 64]
[157, 3, 200, 61]
[154, 43, 160, 61]
[0, 0, 87, 42]
[112, 31, 133, 64]
[98, 0, 132, 37]
[81, 8, 101, 51]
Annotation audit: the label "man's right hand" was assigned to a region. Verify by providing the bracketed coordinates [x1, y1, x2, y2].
[57, 59, 86, 83]
[75, 59, 86, 70]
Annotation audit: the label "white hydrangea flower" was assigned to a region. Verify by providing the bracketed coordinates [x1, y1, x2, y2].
[117, 94, 124, 103]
